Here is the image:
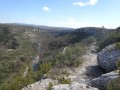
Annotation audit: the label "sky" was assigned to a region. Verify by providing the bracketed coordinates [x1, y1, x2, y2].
[0, 0, 120, 28]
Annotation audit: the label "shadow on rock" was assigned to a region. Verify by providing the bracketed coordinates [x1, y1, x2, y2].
[85, 65, 106, 78]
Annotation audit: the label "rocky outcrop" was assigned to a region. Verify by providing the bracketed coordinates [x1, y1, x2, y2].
[22, 80, 99, 90]
[91, 70, 119, 90]
[52, 84, 69, 90]
[52, 82, 98, 90]
[22, 78, 57, 90]
[97, 43, 120, 72]
[90, 43, 120, 89]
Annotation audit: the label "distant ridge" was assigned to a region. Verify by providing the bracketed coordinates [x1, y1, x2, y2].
[3, 23, 74, 31]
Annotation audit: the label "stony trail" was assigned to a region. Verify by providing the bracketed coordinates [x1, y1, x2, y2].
[68, 43, 103, 85]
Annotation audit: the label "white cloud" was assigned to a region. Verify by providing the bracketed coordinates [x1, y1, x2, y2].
[43, 6, 50, 11]
[87, 0, 98, 5]
[73, 2, 87, 6]
[73, 0, 98, 6]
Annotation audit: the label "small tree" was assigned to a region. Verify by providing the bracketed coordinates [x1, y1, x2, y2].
[47, 82, 53, 90]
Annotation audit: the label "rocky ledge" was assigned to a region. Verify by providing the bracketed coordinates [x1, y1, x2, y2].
[91, 70, 119, 90]
[97, 43, 120, 72]
[22, 78, 57, 90]
[52, 82, 98, 90]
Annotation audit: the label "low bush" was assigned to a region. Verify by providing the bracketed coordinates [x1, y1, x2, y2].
[98, 27, 120, 51]
[58, 77, 71, 84]
[47, 82, 53, 90]
[107, 59, 120, 90]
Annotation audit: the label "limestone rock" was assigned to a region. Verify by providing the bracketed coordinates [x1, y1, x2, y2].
[52, 84, 69, 90]
[22, 78, 56, 90]
[91, 70, 119, 90]
[97, 43, 120, 72]
[52, 82, 98, 90]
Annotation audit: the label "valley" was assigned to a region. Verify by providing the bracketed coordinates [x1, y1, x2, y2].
[0, 0, 120, 90]
[0, 24, 120, 90]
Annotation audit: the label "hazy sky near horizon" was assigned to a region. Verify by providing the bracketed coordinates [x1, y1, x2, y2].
[0, 0, 120, 28]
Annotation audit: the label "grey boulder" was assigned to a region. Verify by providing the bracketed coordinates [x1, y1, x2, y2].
[91, 70, 119, 90]
[97, 43, 120, 72]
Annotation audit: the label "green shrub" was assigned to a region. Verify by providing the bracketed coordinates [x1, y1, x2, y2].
[81, 36, 96, 45]
[47, 82, 53, 90]
[58, 77, 71, 84]
[98, 27, 120, 51]
[116, 42, 120, 50]
[52, 44, 85, 68]
[107, 78, 120, 90]
[107, 59, 120, 90]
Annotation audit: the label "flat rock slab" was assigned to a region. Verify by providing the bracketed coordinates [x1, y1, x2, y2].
[52, 82, 98, 90]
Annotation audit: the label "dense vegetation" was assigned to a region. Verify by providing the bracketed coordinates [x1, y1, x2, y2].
[0, 24, 73, 90]
[0, 27, 19, 49]
[98, 27, 120, 51]
[0, 27, 38, 90]
[0, 23, 120, 90]
[36, 37, 89, 81]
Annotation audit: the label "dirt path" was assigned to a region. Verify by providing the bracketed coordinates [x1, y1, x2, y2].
[68, 43, 103, 85]
[62, 47, 68, 54]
